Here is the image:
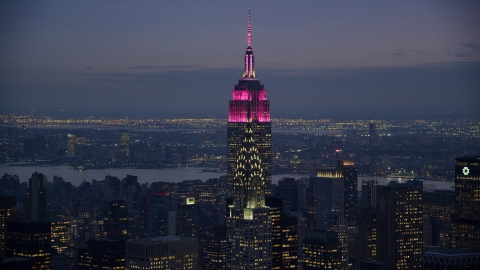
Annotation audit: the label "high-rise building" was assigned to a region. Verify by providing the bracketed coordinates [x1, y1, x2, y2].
[338, 160, 358, 225]
[25, 172, 47, 222]
[6, 220, 51, 269]
[302, 230, 342, 270]
[0, 195, 16, 258]
[376, 183, 423, 269]
[450, 156, 480, 251]
[78, 239, 125, 270]
[105, 200, 128, 240]
[225, 10, 272, 270]
[177, 197, 198, 238]
[148, 193, 176, 237]
[125, 236, 198, 270]
[275, 178, 299, 214]
[226, 122, 272, 269]
[308, 168, 344, 230]
[357, 180, 378, 265]
[227, 9, 271, 198]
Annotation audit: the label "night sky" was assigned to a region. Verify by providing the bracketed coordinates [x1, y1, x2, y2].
[1, 1, 479, 118]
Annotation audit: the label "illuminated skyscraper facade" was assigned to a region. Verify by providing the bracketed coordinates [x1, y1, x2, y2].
[227, 10, 271, 198]
[450, 156, 480, 251]
[226, 11, 272, 269]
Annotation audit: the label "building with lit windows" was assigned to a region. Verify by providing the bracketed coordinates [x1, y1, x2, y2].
[105, 200, 128, 240]
[302, 230, 342, 270]
[177, 197, 198, 238]
[423, 189, 455, 227]
[78, 239, 125, 270]
[51, 219, 73, 255]
[358, 180, 378, 265]
[308, 168, 344, 230]
[0, 195, 16, 258]
[226, 121, 272, 269]
[225, 10, 272, 270]
[376, 182, 423, 269]
[5, 220, 51, 269]
[125, 236, 198, 269]
[227, 9, 271, 198]
[450, 156, 480, 252]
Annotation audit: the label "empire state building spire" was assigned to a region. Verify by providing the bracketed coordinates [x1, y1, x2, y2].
[243, 9, 256, 79]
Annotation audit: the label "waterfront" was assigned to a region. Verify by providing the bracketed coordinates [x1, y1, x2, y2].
[0, 164, 453, 191]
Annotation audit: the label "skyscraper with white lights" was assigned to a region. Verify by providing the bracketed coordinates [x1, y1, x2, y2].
[226, 11, 272, 269]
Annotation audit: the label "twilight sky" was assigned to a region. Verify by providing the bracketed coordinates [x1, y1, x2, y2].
[1, 1, 479, 118]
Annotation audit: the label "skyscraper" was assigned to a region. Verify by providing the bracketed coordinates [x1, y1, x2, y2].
[450, 156, 480, 251]
[376, 183, 423, 269]
[25, 172, 47, 222]
[226, 11, 272, 269]
[227, 9, 271, 197]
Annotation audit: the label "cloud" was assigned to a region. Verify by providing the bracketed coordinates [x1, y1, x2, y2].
[462, 42, 480, 51]
[129, 65, 162, 70]
[369, 55, 375, 60]
[84, 66, 94, 71]
[391, 49, 423, 57]
[446, 49, 472, 59]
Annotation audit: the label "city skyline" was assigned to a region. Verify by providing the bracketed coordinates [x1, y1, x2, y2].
[1, 1, 479, 117]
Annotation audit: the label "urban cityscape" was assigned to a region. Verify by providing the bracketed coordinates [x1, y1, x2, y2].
[1, 2, 480, 270]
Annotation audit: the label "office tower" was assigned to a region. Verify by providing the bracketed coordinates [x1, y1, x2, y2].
[202, 226, 226, 270]
[78, 239, 125, 270]
[225, 11, 272, 270]
[328, 214, 348, 269]
[302, 230, 342, 270]
[338, 160, 358, 225]
[6, 220, 51, 269]
[25, 171, 47, 222]
[308, 168, 344, 230]
[227, 9, 271, 197]
[226, 121, 272, 269]
[358, 180, 378, 265]
[50, 219, 73, 255]
[450, 156, 480, 251]
[125, 236, 198, 269]
[266, 196, 283, 270]
[275, 177, 299, 214]
[177, 197, 198, 238]
[281, 215, 299, 269]
[0, 195, 16, 258]
[423, 189, 454, 226]
[105, 200, 128, 240]
[376, 183, 423, 269]
[148, 193, 176, 237]
[119, 129, 130, 158]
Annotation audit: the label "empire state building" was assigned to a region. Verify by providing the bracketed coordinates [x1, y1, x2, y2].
[227, 10, 271, 198]
[226, 10, 272, 269]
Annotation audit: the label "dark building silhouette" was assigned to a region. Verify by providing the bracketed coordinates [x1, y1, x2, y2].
[25, 172, 47, 222]
[275, 178, 299, 214]
[148, 193, 175, 237]
[78, 239, 125, 270]
[177, 197, 198, 238]
[450, 156, 480, 252]
[6, 220, 51, 269]
[358, 180, 378, 265]
[338, 160, 358, 225]
[0, 195, 16, 258]
[105, 200, 128, 240]
[202, 225, 226, 270]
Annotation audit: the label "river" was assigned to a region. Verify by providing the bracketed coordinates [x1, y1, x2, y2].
[0, 164, 453, 191]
